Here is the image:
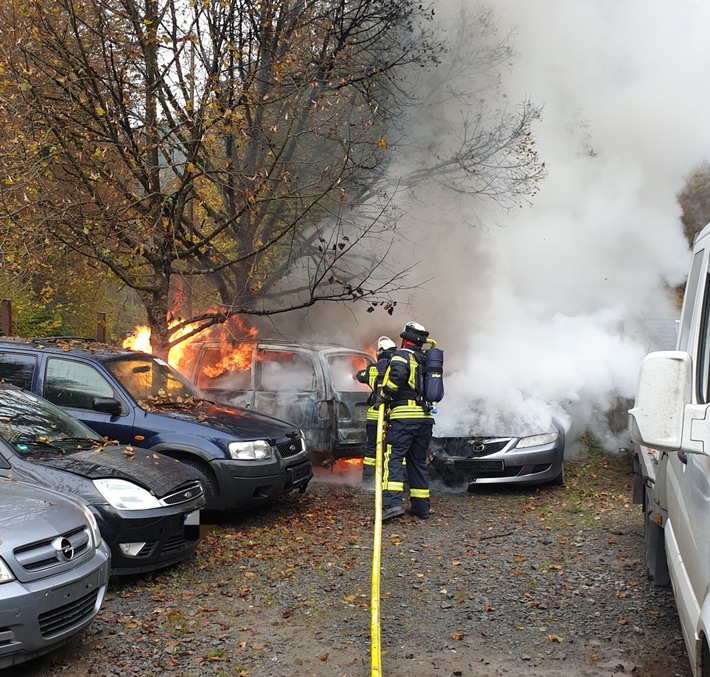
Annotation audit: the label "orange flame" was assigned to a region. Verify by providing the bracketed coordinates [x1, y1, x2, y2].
[122, 312, 259, 377]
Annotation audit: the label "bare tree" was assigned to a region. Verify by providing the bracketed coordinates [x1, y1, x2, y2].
[0, 0, 543, 357]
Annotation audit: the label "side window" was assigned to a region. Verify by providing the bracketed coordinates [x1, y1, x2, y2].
[195, 347, 253, 391]
[327, 354, 372, 392]
[698, 271, 710, 404]
[679, 248, 705, 352]
[44, 358, 117, 410]
[259, 350, 316, 392]
[0, 352, 37, 390]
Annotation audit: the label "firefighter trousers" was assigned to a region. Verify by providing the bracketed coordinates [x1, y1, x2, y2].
[362, 421, 377, 483]
[382, 418, 433, 516]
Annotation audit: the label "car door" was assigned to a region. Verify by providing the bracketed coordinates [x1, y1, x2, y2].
[39, 356, 137, 442]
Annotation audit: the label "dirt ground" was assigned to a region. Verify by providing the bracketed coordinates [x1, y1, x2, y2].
[12, 451, 692, 677]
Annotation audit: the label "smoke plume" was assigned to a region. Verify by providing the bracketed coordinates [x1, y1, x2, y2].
[270, 0, 710, 453]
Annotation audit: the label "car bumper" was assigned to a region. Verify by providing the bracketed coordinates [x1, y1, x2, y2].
[0, 542, 110, 669]
[93, 501, 203, 575]
[430, 439, 564, 486]
[209, 453, 312, 512]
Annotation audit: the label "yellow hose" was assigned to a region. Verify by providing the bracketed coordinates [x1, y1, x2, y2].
[370, 402, 385, 675]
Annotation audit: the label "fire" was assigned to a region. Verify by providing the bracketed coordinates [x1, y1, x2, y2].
[122, 312, 259, 379]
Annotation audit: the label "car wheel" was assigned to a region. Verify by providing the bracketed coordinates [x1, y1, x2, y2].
[643, 486, 670, 586]
[180, 459, 219, 506]
[702, 635, 710, 677]
[551, 463, 565, 486]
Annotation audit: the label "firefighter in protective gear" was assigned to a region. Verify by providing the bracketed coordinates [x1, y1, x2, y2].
[355, 336, 396, 488]
[377, 321, 435, 521]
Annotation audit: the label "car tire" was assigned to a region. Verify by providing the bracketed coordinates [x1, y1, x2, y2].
[643, 486, 670, 586]
[702, 635, 710, 677]
[180, 459, 219, 506]
[551, 463, 565, 486]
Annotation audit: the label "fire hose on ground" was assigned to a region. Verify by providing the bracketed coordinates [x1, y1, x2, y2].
[370, 402, 386, 675]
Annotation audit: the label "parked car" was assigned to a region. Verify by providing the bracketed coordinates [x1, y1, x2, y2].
[429, 411, 566, 487]
[0, 337, 312, 512]
[0, 477, 110, 669]
[174, 338, 375, 466]
[0, 384, 205, 575]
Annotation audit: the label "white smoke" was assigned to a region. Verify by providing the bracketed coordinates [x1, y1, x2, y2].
[267, 0, 710, 454]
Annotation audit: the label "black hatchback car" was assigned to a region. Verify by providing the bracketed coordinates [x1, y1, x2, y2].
[0, 385, 205, 575]
[0, 337, 312, 512]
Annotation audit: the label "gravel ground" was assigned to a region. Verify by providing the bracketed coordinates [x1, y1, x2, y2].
[14, 451, 691, 677]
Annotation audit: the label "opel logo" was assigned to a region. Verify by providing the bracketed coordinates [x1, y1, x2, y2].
[53, 537, 75, 562]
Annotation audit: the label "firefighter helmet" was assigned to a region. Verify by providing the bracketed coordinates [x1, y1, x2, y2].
[400, 321, 429, 345]
[377, 336, 396, 355]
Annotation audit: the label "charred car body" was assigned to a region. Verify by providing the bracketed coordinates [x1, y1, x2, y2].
[0, 337, 312, 513]
[430, 410, 566, 487]
[175, 338, 374, 466]
[0, 385, 204, 575]
[0, 477, 110, 669]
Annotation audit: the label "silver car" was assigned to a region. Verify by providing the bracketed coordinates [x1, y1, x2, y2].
[429, 415, 566, 487]
[0, 478, 110, 669]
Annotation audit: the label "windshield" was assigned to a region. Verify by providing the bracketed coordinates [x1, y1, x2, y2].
[106, 354, 204, 406]
[327, 353, 372, 393]
[0, 387, 102, 455]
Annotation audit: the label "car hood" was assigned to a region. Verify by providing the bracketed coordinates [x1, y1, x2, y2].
[0, 478, 84, 535]
[148, 399, 300, 441]
[34, 446, 197, 498]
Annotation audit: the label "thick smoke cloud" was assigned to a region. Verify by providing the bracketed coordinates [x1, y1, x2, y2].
[270, 0, 710, 452]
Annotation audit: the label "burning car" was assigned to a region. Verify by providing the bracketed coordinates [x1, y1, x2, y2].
[0, 384, 205, 575]
[0, 477, 110, 669]
[429, 407, 566, 487]
[0, 336, 312, 513]
[173, 338, 375, 467]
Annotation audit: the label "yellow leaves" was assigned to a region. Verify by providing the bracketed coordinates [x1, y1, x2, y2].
[450, 632, 464, 641]
[378, 138, 388, 149]
[95, 106, 105, 116]
[123, 447, 135, 459]
[547, 634, 564, 643]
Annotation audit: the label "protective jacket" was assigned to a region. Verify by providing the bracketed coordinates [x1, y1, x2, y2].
[380, 347, 434, 421]
[356, 351, 394, 422]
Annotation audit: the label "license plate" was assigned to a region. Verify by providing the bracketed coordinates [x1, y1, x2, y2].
[184, 510, 200, 526]
[469, 460, 505, 472]
[288, 464, 311, 483]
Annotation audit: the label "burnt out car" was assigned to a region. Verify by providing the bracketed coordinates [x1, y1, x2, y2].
[429, 411, 566, 487]
[0, 337, 311, 513]
[174, 338, 375, 466]
[0, 478, 110, 669]
[0, 384, 205, 575]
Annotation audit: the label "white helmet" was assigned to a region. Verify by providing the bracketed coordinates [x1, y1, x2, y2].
[377, 336, 396, 354]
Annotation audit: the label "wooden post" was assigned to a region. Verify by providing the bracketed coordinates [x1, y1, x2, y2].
[96, 313, 106, 343]
[0, 300, 12, 336]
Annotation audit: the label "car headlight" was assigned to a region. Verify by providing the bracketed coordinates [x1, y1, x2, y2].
[515, 432, 559, 449]
[229, 440, 273, 460]
[0, 557, 15, 584]
[93, 478, 162, 510]
[80, 504, 103, 548]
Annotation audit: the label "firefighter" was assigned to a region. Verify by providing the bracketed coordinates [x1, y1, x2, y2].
[375, 321, 434, 521]
[355, 336, 396, 488]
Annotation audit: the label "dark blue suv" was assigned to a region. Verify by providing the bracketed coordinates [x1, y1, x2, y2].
[0, 337, 312, 512]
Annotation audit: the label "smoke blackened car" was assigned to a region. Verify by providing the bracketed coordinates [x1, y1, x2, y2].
[0, 337, 312, 513]
[429, 409, 566, 487]
[173, 338, 375, 467]
[0, 385, 205, 575]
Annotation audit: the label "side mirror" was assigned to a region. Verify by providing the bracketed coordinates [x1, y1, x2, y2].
[628, 350, 706, 454]
[92, 397, 123, 416]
